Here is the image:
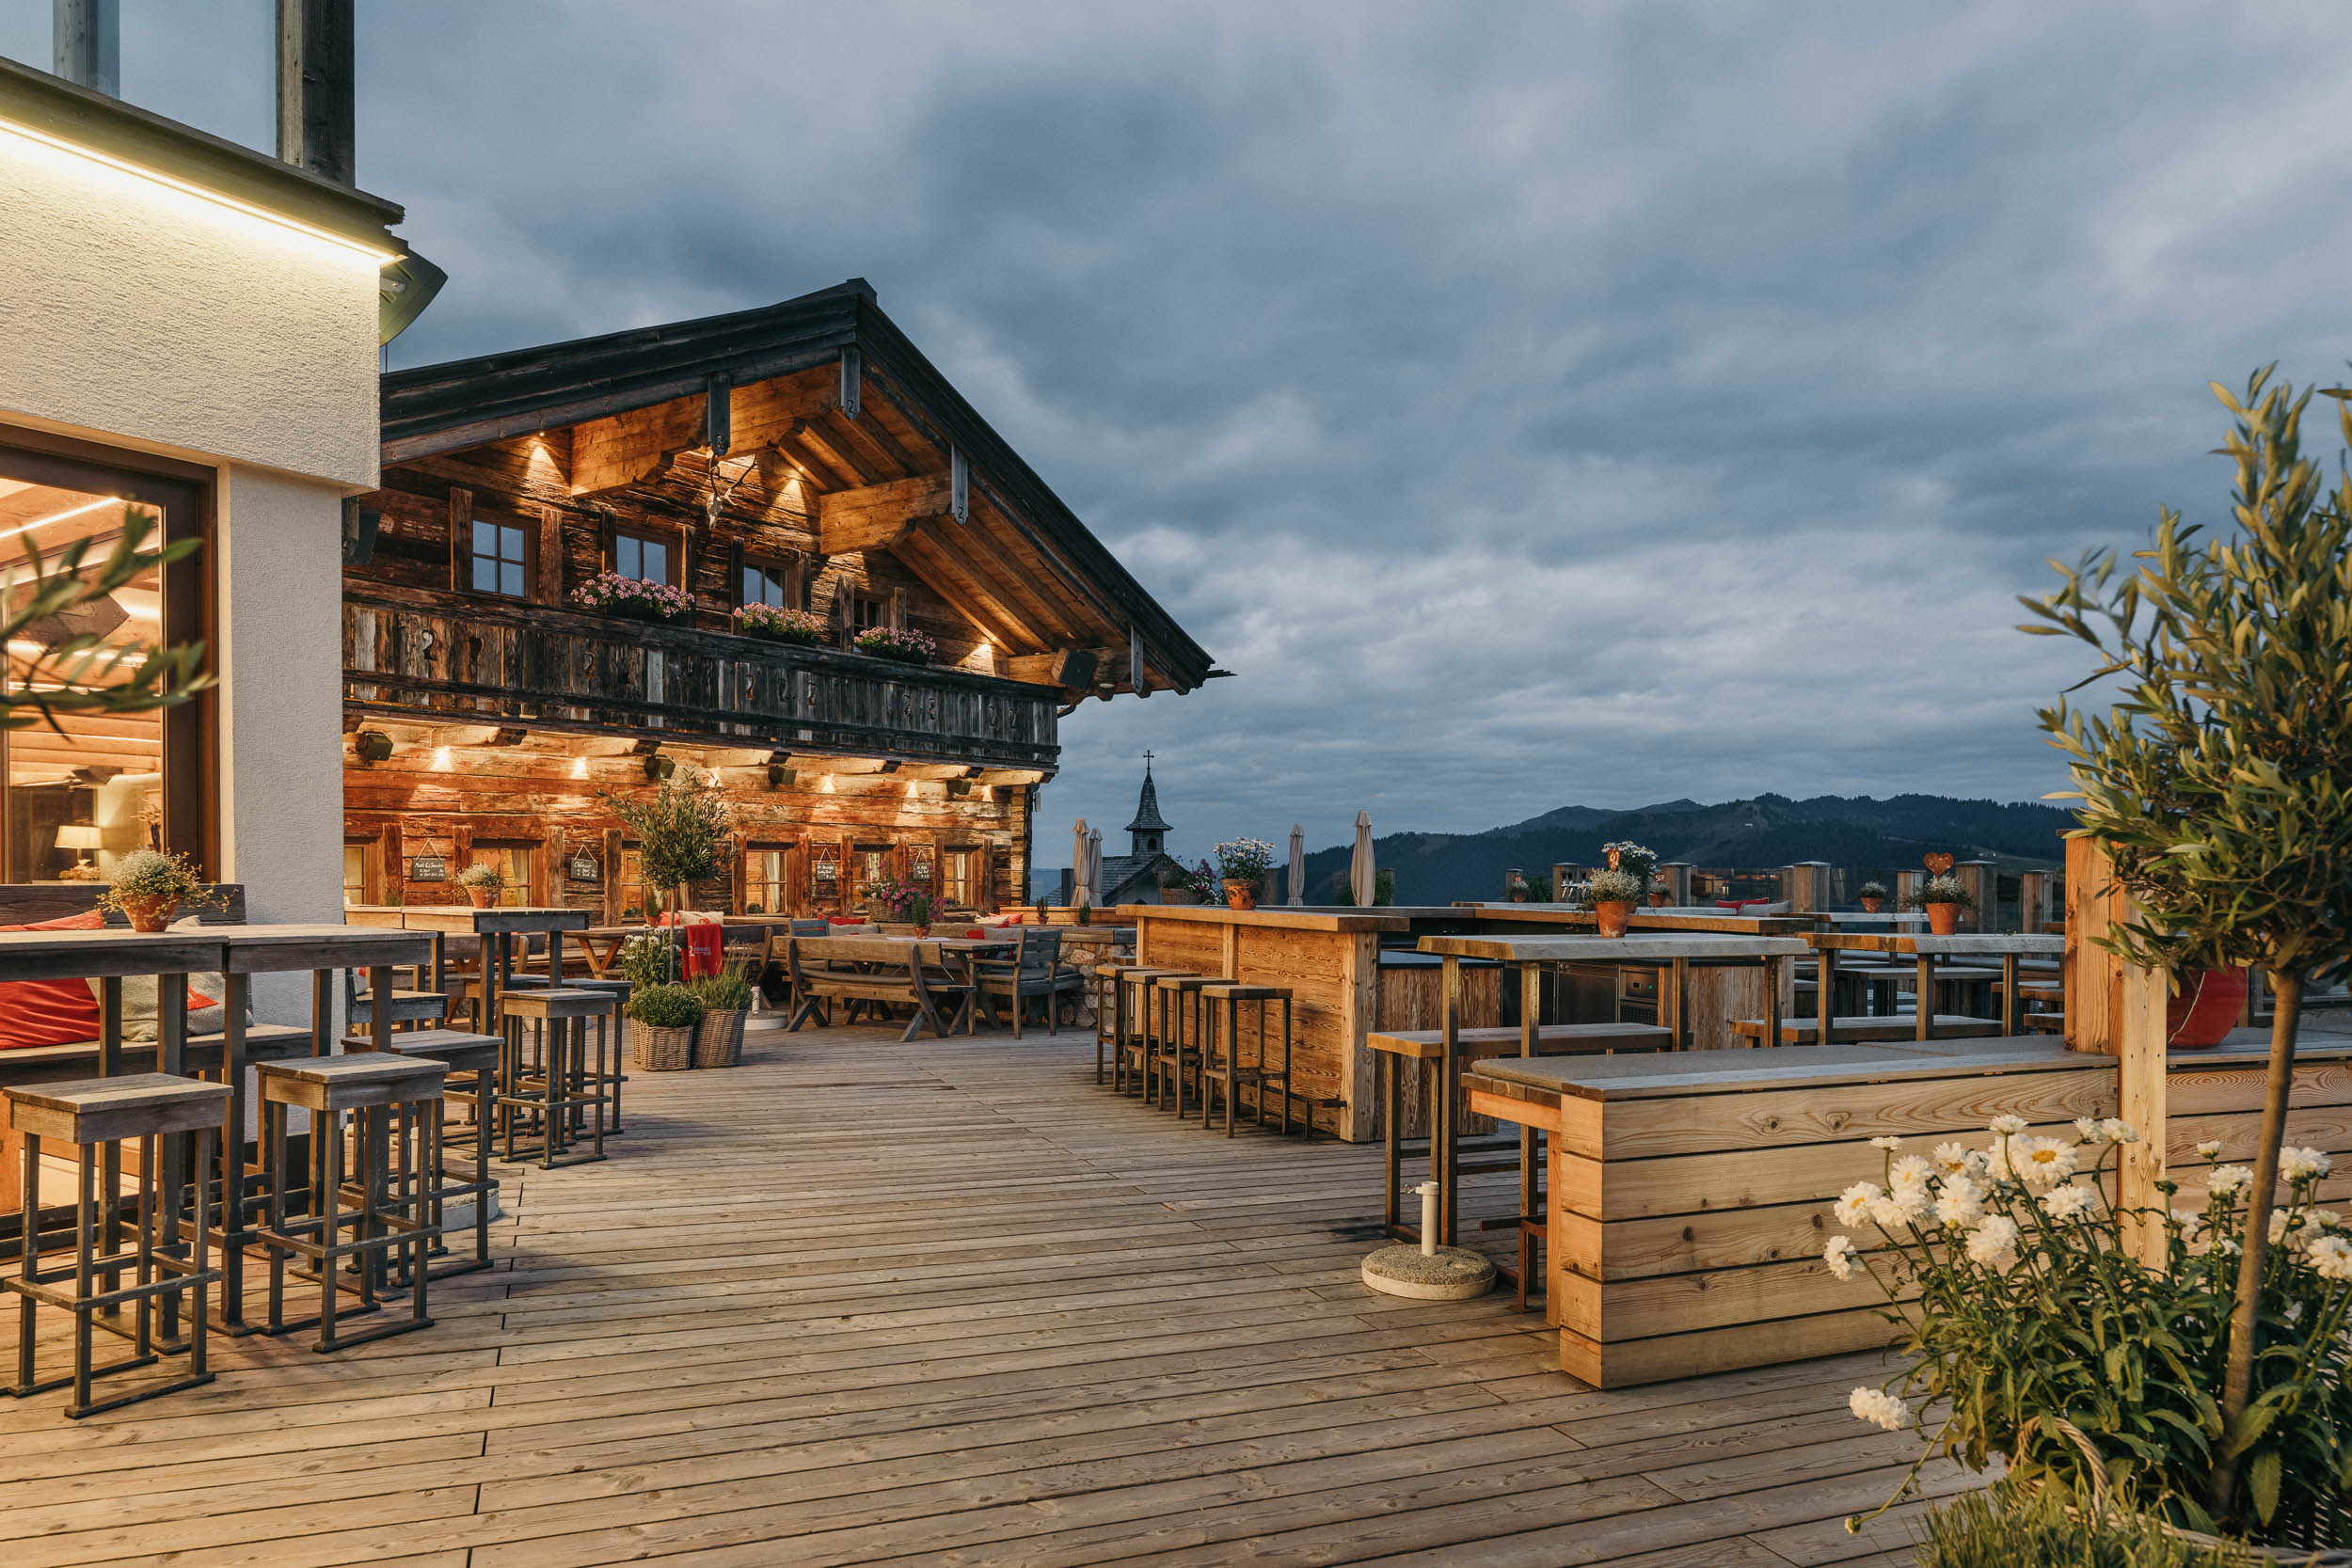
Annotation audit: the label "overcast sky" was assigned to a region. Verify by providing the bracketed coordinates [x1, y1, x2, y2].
[16, 3, 2352, 865]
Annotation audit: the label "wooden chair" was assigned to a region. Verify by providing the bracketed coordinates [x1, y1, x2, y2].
[784, 939, 974, 1042]
[972, 928, 1086, 1038]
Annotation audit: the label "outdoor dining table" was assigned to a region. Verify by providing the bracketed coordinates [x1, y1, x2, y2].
[0, 922, 437, 1334]
[1807, 929, 2066, 1042]
[1405, 930, 1813, 1249]
[345, 906, 589, 1040]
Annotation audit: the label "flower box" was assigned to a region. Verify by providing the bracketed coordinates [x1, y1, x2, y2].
[571, 572, 691, 623]
[736, 604, 828, 644]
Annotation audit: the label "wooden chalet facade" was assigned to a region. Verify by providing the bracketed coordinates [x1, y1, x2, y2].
[342, 279, 1213, 922]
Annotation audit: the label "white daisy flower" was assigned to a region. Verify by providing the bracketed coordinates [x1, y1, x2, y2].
[2015, 1137, 2078, 1189]
[2074, 1117, 2101, 1141]
[2280, 1147, 2331, 1185]
[1834, 1182, 1883, 1229]
[1870, 1135, 1902, 1151]
[1875, 1184, 1930, 1226]
[1931, 1142, 1973, 1176]
[1823, 1235, 1858, 1281]
[1989, 1115, 2028, 1136]
[2170, 1209, 2204, 1242]
[2195, 1140, 2224, 1160]
[2042, 1183, 2095, 1220]
[2206, 1165, 2253, 1199]
[1966, 1215, 2021, 1268]
[1934, 1176, 1986, 1228]
[2311, 1210, 2343, 1232]
[2305, 1234, 2352, 1282]
[1850, 1386, 1907, 1432]
[2100, 1118, 2139, 1146]
[1890, 1154, 1934, 1187]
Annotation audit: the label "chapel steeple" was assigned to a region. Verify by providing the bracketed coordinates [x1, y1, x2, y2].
[1125, 752, 1170, 858]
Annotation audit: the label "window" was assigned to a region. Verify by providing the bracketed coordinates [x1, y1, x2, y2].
[618, 844, 647, 921]
[852, 842, 891, 895]
[942, 847, 979, 909]
[342, 841, 379, 908]
[613, 529, 675, 585]
[744, 845, 794, 914]
[470, 516, 531, 597]
[843, 591, 889, 633]
[740, 559, 797, 609]
[0, 434, 209, 882]
[470, 840, 535, 908]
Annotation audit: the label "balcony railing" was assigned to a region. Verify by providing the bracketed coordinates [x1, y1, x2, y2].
[343, 588, 1057, 770]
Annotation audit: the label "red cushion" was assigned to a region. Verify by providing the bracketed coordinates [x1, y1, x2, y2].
[0, 911, 106, 1050]
[963, 928, 987, 940]
[828, 914, 864, 925]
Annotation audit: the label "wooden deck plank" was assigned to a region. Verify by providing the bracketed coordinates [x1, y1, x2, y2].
[0, 1023, 1957, 1567]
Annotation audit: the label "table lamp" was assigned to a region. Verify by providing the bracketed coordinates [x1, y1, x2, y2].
[55, 823, 103, 875]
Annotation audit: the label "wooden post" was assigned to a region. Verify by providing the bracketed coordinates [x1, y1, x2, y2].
[2065, 837, 2128, 1054]
[1784, 862, 1830, 913]
[2018, 869, 2051, 933]
[276, 0, 356, 186]
[1955, 860, 1997, 933]
[2117, 952, 2170, 1267]
[1659, 863, 1692, 907]
[1896, 869, 1923, 911]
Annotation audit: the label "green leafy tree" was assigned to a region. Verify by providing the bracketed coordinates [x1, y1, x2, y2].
[605, 773, 733, 914]
[3, 505, 211, 731]
[2022, 368, 2352, 1525]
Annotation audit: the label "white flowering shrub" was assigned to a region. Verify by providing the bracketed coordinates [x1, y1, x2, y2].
[1834, 1119, 2352, 1547]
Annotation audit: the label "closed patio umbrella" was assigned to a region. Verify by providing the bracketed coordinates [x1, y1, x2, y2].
[1351, 811, 1375, 908]
[1086, 828, 1104, 907]
[1071, 818, 1089, 907]
[1288, 823, 1306, 906]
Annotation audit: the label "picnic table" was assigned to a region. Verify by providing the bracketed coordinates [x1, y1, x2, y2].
[782, 934, 1013, 1040]
[1808, 930, 2065, 1042]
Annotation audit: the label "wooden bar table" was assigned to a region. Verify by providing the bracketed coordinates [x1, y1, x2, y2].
[1809, 931, 2065, 1045]
[346, 907, 589, 1039]
[1411, 931, 1812, 1248]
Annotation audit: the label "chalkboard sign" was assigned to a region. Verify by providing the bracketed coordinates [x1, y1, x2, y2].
[567, 854, 601, 883]
[410, 856, 448, 883]
[813, 861, 839, 882]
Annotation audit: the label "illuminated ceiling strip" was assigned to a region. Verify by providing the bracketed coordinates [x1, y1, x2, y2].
[0, 495, 118, 544]
[0, 115, 400, 264]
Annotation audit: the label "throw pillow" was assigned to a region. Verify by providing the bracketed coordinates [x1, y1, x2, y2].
[0, 911, 106, 1050]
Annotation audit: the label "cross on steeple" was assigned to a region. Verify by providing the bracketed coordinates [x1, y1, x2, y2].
[1142, 749, 1154, 766]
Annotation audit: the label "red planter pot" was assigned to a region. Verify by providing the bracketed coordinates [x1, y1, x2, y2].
[1595, 900, 1634, 938]
[2168, 969, 2249, 1050]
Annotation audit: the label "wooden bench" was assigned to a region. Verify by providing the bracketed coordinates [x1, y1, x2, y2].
[1728, 1014, 2004, 1045]
[783, 938, 976, 1042]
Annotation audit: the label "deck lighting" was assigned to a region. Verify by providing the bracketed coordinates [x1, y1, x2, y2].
[0, 114, 400, 265]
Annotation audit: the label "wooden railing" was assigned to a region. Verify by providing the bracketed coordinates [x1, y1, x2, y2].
[342, 587, 1057, 769]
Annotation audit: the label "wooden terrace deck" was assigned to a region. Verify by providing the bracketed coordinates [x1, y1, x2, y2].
[0, 1023, 1965, 1566]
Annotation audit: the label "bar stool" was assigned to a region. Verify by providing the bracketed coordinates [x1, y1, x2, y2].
[1090, 961, 1126, 1085]
[561, 979, 633, 1132]
[254, 1054, 446, 1353]
[498, 990, 617, 1167]
[1199, 984, 1295, 1137]
[5, 1074, 228, 1418]
[1152, 975, 1214, 1117]
[1112, 969, 1191, 1100]
[347, 1028, 502, 1280]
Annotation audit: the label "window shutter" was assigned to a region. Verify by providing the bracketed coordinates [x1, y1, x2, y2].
[597, 513, 617, 575]
[536, 506, 563, 603]
[890, 587, 907, 630]
[448, 487, 473, 591]
[727, 541, 745, 606]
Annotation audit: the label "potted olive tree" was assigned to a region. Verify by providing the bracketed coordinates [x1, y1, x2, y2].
[2022, 368, 2352, 1528]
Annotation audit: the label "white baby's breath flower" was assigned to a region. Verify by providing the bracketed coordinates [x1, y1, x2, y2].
[1823, 1235, 1858, 1281]
[2195, 1140, 2224, 1160]
[1966, 1215, 2021, 1270]
[1834, 1182, 1883, 1229]
[2280, 1147, 2332, 1185]
[2205, 1165, 2253, 1200]
[2099, 1118, 2138, 1146]
[1934, 1176, 1986, 1228]
[2042, 1183, 2095, 1221]
[1870, 1135, 1901, 1151]
[1989, 1115, 2027, 1136]
[2304, 1234, 2352, 1282]
[1850, 1386, 1907, 1432]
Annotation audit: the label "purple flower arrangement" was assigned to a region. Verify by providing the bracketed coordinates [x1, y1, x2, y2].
[734, 603, 829, 643]
[572, 573, 692, 622]
[852, 625, 938, 665]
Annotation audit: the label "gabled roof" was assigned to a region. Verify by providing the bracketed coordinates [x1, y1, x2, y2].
[379, 281, 1215, 694]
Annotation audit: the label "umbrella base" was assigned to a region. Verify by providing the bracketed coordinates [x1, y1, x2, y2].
[1361, 1244, 1496, 1300]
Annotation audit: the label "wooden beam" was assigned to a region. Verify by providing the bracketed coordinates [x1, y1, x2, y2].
[816, 472, 953, 554]
[902, 519, 1050, 648]
[771, 422, 857, 492]
[790, 420, 886, 487]
[889, 531, 1032, 652]
[276, 0, 354, 185]
[726, 369, 839, 452]
[957, 496, 1088, 644]
[569, 396, 706, 496]
[818, 404, 920, 479]
[1003, 649, 1104, 689]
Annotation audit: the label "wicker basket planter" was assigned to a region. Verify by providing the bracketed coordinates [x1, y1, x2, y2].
[632, 1021, 696, 1071]
[694, 1008, 748, 1069]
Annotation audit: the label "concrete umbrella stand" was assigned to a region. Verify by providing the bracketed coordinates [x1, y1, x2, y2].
[1362, 1180, 1496, 1300]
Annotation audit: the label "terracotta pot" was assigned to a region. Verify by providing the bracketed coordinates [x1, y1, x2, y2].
[1859, 896, 1883, 914]
[465, 884, 496, 909]
[1223, 880, 1259, 911]
[1595, 899, 1634, 938]
[1647, 892, 1670, 908]
[2167, 968, 2249, 1049]
[1925, 901, 1961, 935]
[914, 926, 930, 939]
[118, 894, 181, 933]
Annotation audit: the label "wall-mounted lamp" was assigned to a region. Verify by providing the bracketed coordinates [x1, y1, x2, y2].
[571, 756, 588, 780]
[768, 764, 796, 790]
[819, 773, 835, 794]
[432, 746, 453, 771]
[644, 753, 675, 782]
[354, 729, 394, 765]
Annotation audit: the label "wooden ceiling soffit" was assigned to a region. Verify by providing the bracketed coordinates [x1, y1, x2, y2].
[816, 403, 921, 479]
[726, 368, 841, 452]
[950, 500, 1091, 645]
[898, 521, 1049, 648]
[889, 526, 1040, 648]
[569, 396, 707, 497]
[816, 471, 953, 554]
[786, 418, 885, 488]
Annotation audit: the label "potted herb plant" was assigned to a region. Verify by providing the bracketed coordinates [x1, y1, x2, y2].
[733, 603, 828, 644]
[1856, 879, 1889, 914]
[1911, 873, 1974, 935]
[1214, 837, 1276, 911]
[690, 966, 755, 1068]
[852, 625, 938, 665]
[457, 862, 503, 910]
[627, 982, 703, 1071]
[99, 848, 203, 932]
[571, 572, 692, 624]
[1584, 867, 1644, 938]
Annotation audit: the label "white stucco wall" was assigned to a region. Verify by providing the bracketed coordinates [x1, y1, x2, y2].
[0, 122, 381, 489]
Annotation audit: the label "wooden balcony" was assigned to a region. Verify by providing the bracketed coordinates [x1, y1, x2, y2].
[342, 587, 1058, 770]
